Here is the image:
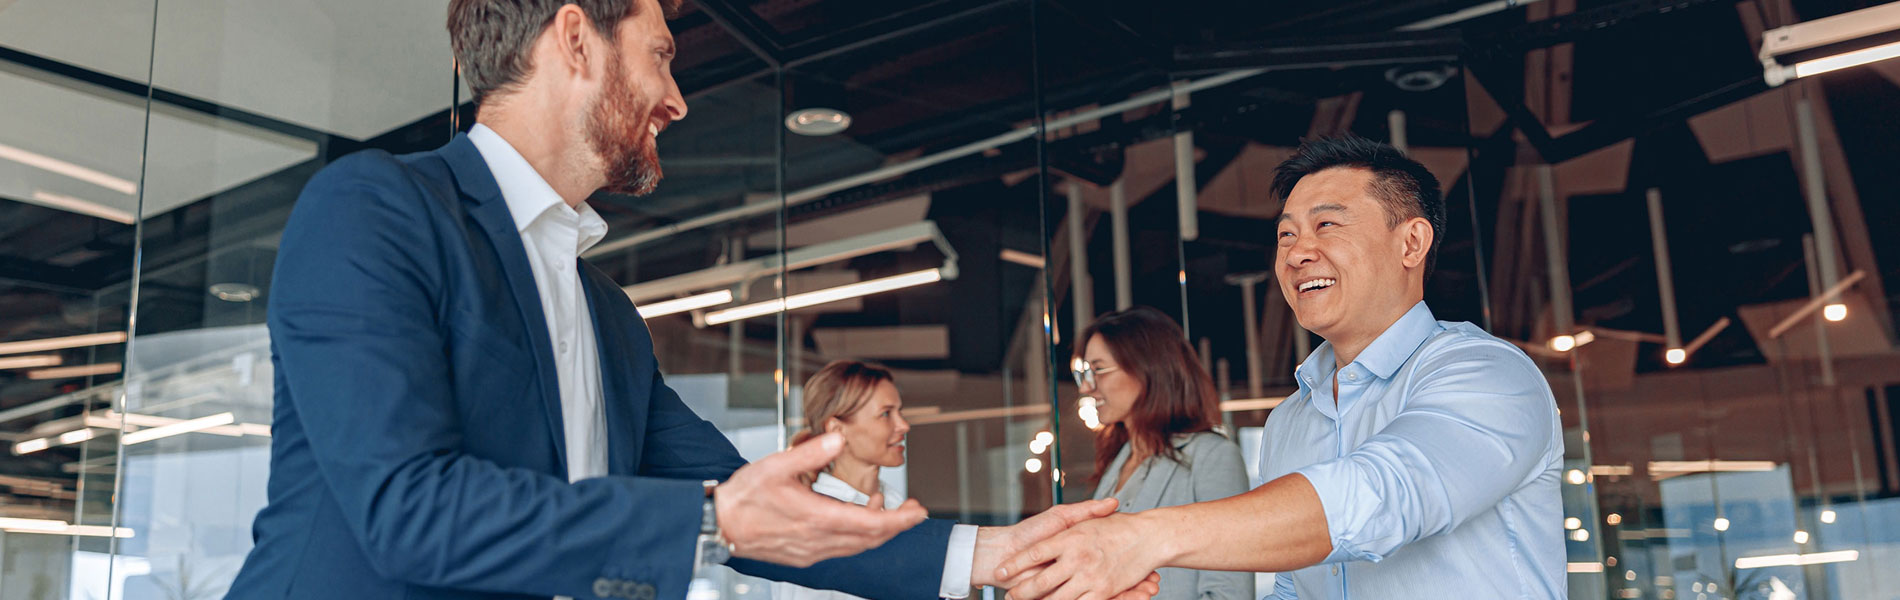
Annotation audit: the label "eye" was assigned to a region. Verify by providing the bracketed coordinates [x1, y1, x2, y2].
[1318, 221, 1338, 228]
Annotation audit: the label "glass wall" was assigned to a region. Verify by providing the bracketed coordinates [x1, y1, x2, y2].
[2, 1, 1897, 599]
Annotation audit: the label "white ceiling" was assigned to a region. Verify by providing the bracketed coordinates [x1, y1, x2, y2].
[0, 0, 466, 221]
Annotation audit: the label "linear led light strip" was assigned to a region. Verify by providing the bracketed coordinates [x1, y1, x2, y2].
[1648, 460, 1777, 474]
[0, 331, 128, 356]
[704, 268, 946, 325]
[25, 362, 120, 380]
[0, 518, 134, 538]
[119, 412, 236, 445]
[0, 142, 139, 195]
[0, 355, 62, 370]
[1735, 550, 1858, 570]
[636, 289, 734, 319]
[25, 190, 136, 224]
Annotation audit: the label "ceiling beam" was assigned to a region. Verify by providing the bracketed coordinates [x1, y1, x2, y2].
[694, 0, 786, 68]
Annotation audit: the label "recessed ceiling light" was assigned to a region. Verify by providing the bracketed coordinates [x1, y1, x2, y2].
[785, 108, 851, 136]
[209, 283, 262, 302]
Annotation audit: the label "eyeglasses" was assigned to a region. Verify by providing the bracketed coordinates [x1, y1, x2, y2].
[1071, 362, 1119, 389]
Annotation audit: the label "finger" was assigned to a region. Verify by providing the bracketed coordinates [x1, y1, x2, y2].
[805, 496, 926, 538]
[996, 537, 1061, 582]
[766, 432, 848, 475]
[1075, 497, 1119, 518]
[867, 491, 885, 511]
[1041, 575, 1094, 600]
[1007, 560, 1072, 600]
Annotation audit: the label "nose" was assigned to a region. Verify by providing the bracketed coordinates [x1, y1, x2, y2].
[661, 68, 688, 122]
[893, 413, 910, 437]
[1282, 235, 1319, 270]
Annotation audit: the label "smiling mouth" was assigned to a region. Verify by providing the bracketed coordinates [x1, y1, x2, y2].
[1297, 278, 1336, 293]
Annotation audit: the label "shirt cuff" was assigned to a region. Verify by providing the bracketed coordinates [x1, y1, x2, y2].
[1294, 462, 1392, 564]
[938, 524, 980, 599]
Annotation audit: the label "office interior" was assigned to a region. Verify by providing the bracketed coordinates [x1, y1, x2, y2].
[1, 0, 1898, 598]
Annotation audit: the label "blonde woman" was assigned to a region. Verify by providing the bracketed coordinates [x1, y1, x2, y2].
[775, 360, 911, 600]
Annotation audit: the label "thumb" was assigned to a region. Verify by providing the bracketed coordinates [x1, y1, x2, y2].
[771, 432, 846, 475]
[1078, 497, 1119, 518]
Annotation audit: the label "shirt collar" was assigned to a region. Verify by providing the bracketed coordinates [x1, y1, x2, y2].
[812, 472, 875, 506]
[466, 124, 610, 253]
[1294, 301, 1440, 385]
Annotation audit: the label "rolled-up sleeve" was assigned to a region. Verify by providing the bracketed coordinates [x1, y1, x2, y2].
[1293, 341, 1557, 564]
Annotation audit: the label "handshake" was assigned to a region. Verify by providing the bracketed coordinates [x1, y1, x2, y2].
[715, 432, 1168, 600]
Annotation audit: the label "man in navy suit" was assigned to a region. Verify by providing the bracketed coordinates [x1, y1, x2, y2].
[225, 1, 1162, 599]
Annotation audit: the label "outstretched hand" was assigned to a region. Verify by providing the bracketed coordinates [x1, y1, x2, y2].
[995, 513, 1166, 600]
[973, 500, 1162, 600]
[714, 433, 928, 567]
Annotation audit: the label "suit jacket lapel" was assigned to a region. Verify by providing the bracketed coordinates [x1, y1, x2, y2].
[1131, 441, 1184, 512]
[441, 134, 569, 472]
[580, 262, 640, 476]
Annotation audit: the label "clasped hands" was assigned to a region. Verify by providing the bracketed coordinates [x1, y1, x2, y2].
[714, 432, 1163, 600]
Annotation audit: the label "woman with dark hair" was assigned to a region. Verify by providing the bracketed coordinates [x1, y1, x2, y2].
[1072, 307, 1252, 600]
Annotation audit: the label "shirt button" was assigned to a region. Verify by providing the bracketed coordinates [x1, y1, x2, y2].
[559, 341, 569, 354]
[1331, 565, 1339, 576]
[1347, 372, 1357, 381]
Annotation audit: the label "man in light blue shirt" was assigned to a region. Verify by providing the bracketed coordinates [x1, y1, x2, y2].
[995, 137, 1565, 599]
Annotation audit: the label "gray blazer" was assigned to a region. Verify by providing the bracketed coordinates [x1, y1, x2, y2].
[1090, 431, 1253, 600]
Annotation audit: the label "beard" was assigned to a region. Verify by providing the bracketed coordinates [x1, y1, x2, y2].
[585, 53, 663, 196]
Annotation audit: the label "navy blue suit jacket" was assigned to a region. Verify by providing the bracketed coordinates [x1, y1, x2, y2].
[227, 134, 953, 600]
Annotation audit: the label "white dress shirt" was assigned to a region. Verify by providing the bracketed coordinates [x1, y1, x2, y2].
[466, 124, 977, 598]
[469, 124, 611, 484]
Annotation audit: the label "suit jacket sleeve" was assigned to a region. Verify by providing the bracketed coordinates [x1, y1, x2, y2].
[270, 154, 705, 599]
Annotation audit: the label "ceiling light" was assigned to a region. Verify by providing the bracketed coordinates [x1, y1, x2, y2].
[0, 355, 63, 370]
[1735, 550, 1857, 569]
[1793, 530, 1809, 544]
[1024, 457, 1043, 474]
[636, 290, 734, 319]
[209, 283, 262, 302]
[1821, 510, 1836, 524]
[11, 438, 51, 455]
[121, 412, 235, 445]
[1714, 517, 1731, 531]
[1566, 469, 1586, 485]
[1549, 335, 1576, 352]
[1570, 529, 1590, 542]
[1822, 303, 1847, 322]
[1565, 517, 1581, 530]
[0, 331, 127, 356]
[25, 363, 121, 380]
[785, 108, 852, 136]
[25, 190, 135, 224]
[1665, 348, 1687, 365]
[1607, 513, 1623, 526]
[0, 142, 138, 195]
[1761, 2, 1900, 86]
[704, 268, 948, 325]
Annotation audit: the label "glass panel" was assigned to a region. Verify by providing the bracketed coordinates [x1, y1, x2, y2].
[100, 2, 457, 597]
[0, 0, 156, 597]
[776, 0, 1045, 528]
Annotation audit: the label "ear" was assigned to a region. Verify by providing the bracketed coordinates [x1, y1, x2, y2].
[1399, 216, 1433, 270]
[824, 417, 845, 435]
[548, 4, 595, 78]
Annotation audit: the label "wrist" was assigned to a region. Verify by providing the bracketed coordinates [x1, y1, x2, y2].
[970, 527, 1005, 588]
[1125, 511, 1178, 568]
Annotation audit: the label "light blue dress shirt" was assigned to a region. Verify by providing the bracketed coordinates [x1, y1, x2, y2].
[1258, 302, 1566, 599]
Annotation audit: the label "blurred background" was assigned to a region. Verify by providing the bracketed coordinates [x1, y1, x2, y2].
[1, 0, 1897, 598]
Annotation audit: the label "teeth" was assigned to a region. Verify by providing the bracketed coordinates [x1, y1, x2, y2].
[1299, 278, 1336, 292]
[648, 123, 659, 137]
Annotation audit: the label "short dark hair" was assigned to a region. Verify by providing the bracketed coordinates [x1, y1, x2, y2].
[447, 0, 680, 106]
[1270, 135, 1446, 274]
